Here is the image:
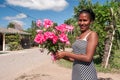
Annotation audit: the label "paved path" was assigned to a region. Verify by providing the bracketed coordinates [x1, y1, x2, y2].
[0, 48, 50, 80]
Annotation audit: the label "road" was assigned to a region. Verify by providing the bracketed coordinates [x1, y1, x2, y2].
[0, 47, 50, 80]
[0, 48, 120, 80]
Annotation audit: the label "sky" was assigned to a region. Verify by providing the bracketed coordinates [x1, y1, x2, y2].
[0, 0, 107, 30]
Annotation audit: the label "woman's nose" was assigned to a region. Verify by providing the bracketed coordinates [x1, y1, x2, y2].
[79, 21, 84, 25]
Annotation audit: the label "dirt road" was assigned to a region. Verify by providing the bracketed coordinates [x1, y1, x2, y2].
[0, 48, 120, 80]
[0, 48, 50, 80]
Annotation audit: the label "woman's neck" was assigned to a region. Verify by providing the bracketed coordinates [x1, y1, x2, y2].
[81, 29, 91, 33]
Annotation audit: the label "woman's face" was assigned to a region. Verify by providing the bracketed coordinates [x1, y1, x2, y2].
[78, 13, 92, 32]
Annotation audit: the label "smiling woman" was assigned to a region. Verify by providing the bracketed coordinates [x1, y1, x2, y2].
[55, 9, 98, 80]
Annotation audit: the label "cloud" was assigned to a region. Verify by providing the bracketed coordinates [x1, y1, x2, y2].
[4, 13, 27, 27]
[6, 0, 68, 11]
[4, 13, 27, 20]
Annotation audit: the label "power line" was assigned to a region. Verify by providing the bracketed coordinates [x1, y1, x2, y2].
[0, 1, 39, 28]
[6, 5, 37, 20]
[0, 0, 37, 20]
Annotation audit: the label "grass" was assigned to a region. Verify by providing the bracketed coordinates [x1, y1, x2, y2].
[57, 49, 120, 73]
[57, 59, 72, 69]
[110, 50, 120, 69]
[0, 52, 8, 54]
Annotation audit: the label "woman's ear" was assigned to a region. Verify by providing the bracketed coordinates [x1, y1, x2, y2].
[90, 21, 94, 28]
[90, 20, 93, 24]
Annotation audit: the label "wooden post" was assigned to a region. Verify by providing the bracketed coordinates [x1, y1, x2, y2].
[2, 33, 5, 51]
[105, 27, 115, 68]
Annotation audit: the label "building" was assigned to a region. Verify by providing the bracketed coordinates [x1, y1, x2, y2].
[0, 27, 31, 51]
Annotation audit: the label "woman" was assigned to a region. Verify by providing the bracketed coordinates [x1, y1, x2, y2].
[56, 9, 98, 80]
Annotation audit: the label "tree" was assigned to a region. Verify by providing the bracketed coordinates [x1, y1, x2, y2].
[65, 0, 120, 68]
[26, 20, 38, 46]
[7, 22, 23, 31]
[102, 1, 120, 68]
[7, 22, 15, 28]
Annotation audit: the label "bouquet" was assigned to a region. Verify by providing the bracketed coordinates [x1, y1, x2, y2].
[34, 19, 74, 61]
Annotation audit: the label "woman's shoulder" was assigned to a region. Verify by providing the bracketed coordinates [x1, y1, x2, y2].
[88, 31, 98, 45]
[89, 31, 98, 39]
[90, 31, 98, 35]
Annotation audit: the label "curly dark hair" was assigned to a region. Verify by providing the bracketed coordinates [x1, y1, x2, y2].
[79, 9, 95, 21]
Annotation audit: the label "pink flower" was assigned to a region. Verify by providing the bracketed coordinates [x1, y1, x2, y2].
[51, 53, 56, 62]
[55, 24, 67, 32]
[59, 33, 69, 43]
[55, 24, 74, 33]
[34, 18, 74, 61]
[44, 32, 55, 39]
[43, 19, 53, 28]
[52, 35, 58, 44]
[36, 19, 42, 27]
[66, 41, 70, 45]
[44, 32, 58, 44]
[66, 25, 74, 32]
[34, 33, 46, 44]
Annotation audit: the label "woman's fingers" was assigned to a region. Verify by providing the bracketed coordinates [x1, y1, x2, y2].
[55, 51, 66, 60]
[55, 53, 60, 59]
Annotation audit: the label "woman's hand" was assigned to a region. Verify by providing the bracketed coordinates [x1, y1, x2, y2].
[55, 51, 66, 60]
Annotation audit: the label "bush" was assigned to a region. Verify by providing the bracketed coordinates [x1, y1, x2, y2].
[5, 34, 22, 51]
[9, 42, 22, 51]
[110, 50, 120, 69]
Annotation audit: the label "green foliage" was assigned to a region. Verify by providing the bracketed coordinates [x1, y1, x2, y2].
[27, 21, 37, 39]
[26, 21, 38, 46]
[7, 22, 15, 28]
[95, 51, 120, 73]
[57, 51, 120, 73]
[5, 34, 20, 43]
[64, 0, 120, 64]
[43, 39, 64, 54]
[110, 50, 120, 69]
[9, 42, 21, 51]
[5, 34, 22, 50]
[92, 5, 109, 58]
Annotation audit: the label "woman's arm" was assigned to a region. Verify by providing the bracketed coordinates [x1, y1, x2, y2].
[56, 31, 98, 62]
[63, 56, 74, 62]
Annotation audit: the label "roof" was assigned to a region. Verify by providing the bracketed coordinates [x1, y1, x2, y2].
[0, 27, 31, 35]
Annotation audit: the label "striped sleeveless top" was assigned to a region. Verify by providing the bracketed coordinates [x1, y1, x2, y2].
[71, 32, 97, 80]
